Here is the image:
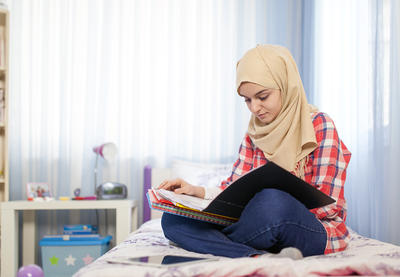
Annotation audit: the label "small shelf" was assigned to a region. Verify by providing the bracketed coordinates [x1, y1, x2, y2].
[0, 7, 8, 203]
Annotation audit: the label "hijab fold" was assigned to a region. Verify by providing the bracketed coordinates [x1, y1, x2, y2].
[236, 45, 318, 173]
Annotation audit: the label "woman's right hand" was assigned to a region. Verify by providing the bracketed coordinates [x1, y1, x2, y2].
[158, 178, 205, 199]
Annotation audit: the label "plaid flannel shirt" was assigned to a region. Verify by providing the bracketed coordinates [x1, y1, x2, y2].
[221, 112, 351, 254]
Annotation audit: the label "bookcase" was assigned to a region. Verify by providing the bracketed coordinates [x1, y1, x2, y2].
[0, 8, 9, 203]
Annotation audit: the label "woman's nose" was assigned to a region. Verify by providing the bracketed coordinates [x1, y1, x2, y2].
[250, 100, 261, 113]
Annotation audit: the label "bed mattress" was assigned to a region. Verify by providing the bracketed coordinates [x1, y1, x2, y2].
[74, 219, 400, 277]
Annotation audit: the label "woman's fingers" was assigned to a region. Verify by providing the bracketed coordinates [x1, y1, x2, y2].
[157, 179, 203, 198]
[174, 186, 190, 194]
[157, 180, 166, 189]
[157, 179, 183, 191]
[157, 179, 173, 189]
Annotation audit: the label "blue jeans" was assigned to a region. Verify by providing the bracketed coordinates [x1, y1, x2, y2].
[161, 189, 327, 258]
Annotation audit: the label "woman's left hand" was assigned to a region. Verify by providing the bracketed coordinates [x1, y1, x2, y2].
[158, 178, 205, 198]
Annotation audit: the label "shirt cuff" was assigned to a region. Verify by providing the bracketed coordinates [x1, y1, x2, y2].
[204, 187, 223, 200]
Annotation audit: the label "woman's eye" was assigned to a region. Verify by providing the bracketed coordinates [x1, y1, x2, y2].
[259, 95, 268, 101]
[244, 98, 250, 103]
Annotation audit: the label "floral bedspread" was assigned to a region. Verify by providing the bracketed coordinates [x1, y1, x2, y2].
[74, 219, 400, 277]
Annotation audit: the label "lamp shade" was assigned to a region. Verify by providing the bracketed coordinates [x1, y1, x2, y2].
[93, 143, 117, 161]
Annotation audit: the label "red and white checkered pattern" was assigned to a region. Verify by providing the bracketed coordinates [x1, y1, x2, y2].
[221, 112, 351, 254]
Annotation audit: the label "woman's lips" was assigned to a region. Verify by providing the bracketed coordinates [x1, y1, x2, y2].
[257, 113, 267, 119]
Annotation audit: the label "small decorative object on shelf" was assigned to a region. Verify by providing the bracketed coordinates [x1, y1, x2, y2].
[26, 182, 54, 201]
[73, 188, 81, 197]
[0, 80, 5, 124]
[0, 20, 5, 69]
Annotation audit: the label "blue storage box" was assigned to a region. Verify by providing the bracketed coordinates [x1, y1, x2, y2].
[40, 234, 112, 277]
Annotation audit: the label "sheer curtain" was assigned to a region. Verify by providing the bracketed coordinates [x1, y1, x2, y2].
[313, 0, 400, 245]
[9, 0, 400, 249]
[8, 0, 311, 240]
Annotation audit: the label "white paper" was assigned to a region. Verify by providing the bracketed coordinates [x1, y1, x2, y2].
[156, 189, 212, 211]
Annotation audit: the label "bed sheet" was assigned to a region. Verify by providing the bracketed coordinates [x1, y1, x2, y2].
[74, 219, 400, 277]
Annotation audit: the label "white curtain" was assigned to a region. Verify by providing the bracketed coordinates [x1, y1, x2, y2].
[8, 0, 400, 250]
[8, 0, 309, 239]
[313, 0, 400, 245]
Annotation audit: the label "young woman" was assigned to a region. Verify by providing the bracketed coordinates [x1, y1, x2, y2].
[159, 44, 351, 258]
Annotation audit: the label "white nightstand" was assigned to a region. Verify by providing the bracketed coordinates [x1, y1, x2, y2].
[0, 199, 137, 277]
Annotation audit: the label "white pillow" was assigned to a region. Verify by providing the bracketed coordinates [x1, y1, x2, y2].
[170, 159, 233, 188]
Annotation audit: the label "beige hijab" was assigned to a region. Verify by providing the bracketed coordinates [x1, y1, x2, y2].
[236, 44, 318, 174]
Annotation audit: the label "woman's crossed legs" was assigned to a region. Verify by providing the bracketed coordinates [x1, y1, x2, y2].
[161, 188, 327, 258]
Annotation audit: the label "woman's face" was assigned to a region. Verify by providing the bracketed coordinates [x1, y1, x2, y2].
[239, 82, 282, 124]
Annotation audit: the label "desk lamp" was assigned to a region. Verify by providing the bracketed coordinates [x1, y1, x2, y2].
[92, 143, 127, 199]
[93, 143, 117, 192]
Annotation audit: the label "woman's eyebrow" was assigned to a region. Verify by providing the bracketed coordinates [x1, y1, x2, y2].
[239, 89, 271, 97]
[255, 89, 271, 96]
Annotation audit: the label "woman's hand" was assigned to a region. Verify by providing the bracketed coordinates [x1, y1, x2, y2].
[158, 178, 205, 199]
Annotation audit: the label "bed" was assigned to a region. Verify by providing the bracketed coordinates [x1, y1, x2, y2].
[74, 160, 400, 277]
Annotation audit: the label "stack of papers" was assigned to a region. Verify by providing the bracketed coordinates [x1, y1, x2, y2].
[147, 189, 237, 226]
[155, 189, 212, 211]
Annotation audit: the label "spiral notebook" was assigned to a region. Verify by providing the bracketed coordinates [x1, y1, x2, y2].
[147, 161, 335, 225]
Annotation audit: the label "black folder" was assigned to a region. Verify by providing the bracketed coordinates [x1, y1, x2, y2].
[202, 162, 335, 219]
